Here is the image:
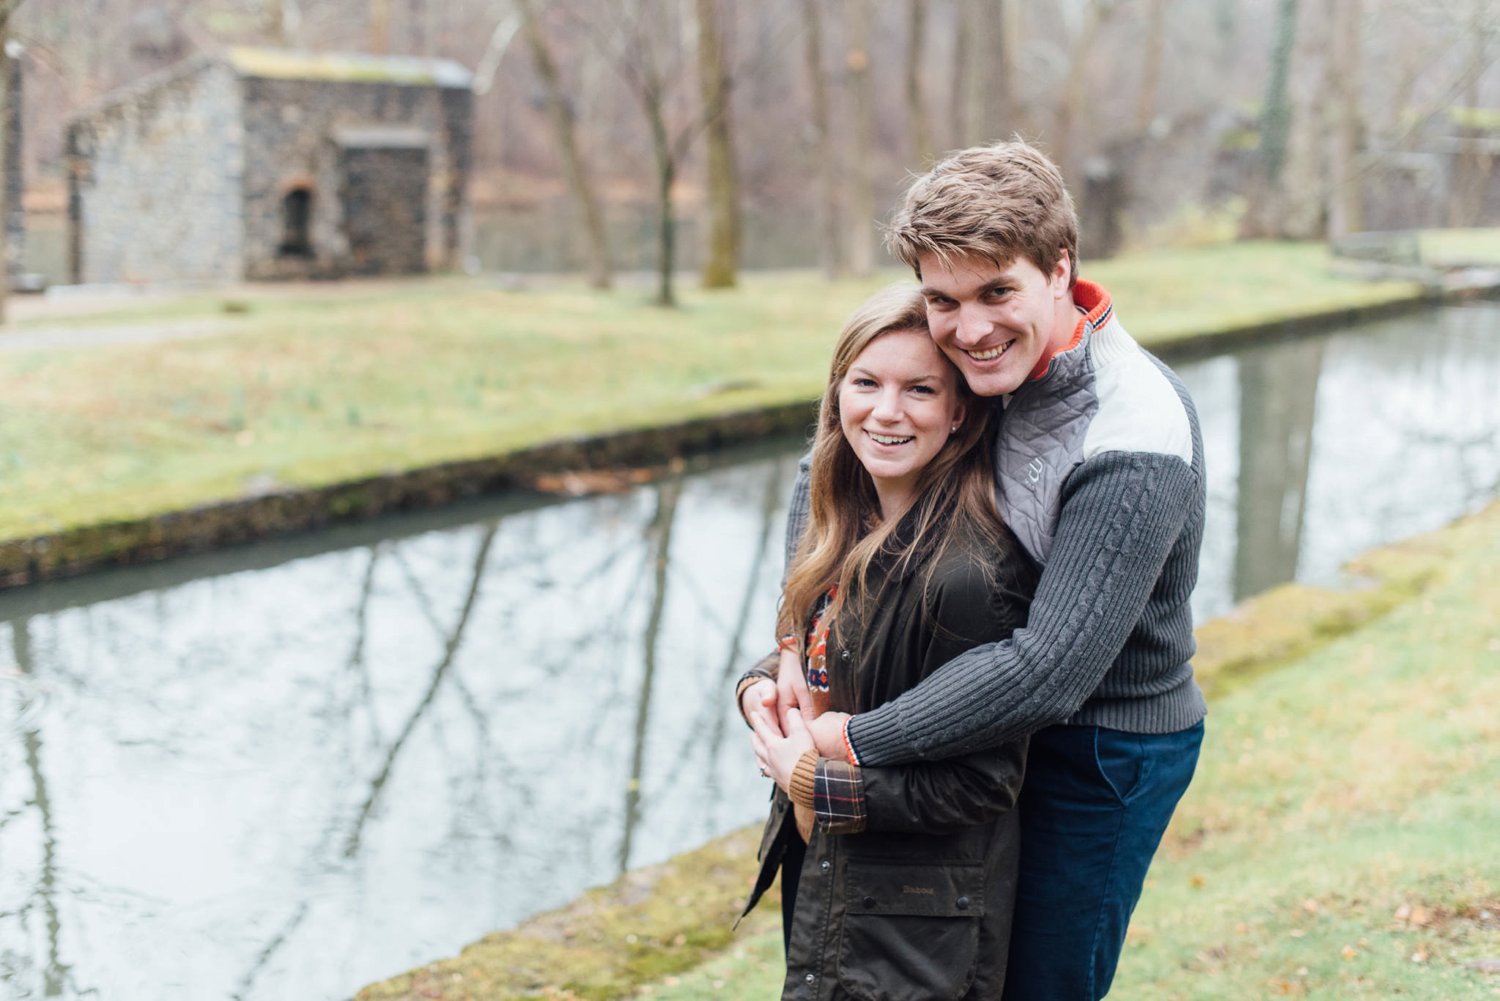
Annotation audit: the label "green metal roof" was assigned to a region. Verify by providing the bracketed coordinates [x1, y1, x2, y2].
[224, 46, 472, 89]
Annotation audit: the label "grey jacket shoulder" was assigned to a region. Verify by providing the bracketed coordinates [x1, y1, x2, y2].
[995, 311, 1199, 565]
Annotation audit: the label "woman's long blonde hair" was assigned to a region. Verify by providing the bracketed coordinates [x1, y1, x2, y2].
[777, 284, 1010, 644]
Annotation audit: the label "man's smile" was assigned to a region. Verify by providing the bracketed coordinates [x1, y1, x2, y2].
[965, 339, 1015, 362]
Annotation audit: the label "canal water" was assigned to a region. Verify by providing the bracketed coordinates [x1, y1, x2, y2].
[1, 302, 1497, 1000]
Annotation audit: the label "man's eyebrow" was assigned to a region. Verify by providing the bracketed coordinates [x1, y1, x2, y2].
[918, 285, 949, 298]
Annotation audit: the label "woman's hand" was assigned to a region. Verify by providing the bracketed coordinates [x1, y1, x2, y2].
[750, 707, 815, 794]
[740, 677, 781, 736]
[776, 647, 812, 722]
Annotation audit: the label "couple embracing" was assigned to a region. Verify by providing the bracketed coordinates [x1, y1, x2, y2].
[737, 141, 1207, 1000]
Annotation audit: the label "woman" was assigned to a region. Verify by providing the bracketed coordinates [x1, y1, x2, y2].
[738, 284, 1037, 999]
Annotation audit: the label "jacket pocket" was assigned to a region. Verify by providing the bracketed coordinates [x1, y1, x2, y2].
[836, 860, 983, 1001]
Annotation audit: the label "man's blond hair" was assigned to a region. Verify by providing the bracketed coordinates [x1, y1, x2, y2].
[885, 140, 1079, 288]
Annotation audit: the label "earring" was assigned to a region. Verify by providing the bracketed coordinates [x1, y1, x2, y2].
[950, 424, 960, 433]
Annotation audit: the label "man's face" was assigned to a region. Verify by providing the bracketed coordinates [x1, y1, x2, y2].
[918, 251, 1075, 398]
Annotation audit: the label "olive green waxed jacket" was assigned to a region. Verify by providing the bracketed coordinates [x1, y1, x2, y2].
[748, 518, 1036, 1000]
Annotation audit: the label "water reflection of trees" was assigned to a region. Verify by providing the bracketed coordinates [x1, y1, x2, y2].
[1233, 338, 1325, 602]
[1, 617, 94, 999]
[306, 455, 792, 989]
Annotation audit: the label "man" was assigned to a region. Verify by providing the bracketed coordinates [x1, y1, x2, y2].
[740, 141, 1207, 1000]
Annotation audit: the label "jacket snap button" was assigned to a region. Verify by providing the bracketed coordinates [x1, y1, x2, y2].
[805, 973, 816, 984]
[840, 648, 850, 660]
[863, 896, 877, 908]
[820, 859, 830, 871]
[956, 896, 970, 911]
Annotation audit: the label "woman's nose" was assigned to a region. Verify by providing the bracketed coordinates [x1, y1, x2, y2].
[872, 389, 903, 423]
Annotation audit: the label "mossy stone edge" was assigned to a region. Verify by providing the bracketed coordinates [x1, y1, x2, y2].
[0, 401, 818, 589]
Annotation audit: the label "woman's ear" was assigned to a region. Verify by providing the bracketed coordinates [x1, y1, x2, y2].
[949, 401, 967, 434]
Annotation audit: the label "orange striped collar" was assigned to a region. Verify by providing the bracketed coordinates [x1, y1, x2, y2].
[1027, 279, 1112, 382]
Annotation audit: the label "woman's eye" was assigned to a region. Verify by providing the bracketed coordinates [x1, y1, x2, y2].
[851, 377, 876, 388]
[911, 384, 936, 395]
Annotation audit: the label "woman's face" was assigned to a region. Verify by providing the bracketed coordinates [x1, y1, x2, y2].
[838, 328, 966, 515]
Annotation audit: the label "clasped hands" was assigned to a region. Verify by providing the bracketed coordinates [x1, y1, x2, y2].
[745, 648, 851, 793]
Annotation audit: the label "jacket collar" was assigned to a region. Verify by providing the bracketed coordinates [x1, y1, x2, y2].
[1026, 279, 1113, 386]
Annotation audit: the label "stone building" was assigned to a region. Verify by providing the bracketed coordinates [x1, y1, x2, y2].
[65, 47, 472, 284]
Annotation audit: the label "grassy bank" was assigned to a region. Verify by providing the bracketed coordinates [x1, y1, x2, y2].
[0, 240, 1450, 549]
[356, 500, 1500, 1000]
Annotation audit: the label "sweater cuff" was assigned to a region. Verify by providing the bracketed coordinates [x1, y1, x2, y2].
[788, 750, 818, 809]
[844, 703, 911, 767]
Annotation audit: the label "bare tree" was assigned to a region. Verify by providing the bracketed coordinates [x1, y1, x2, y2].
[696, 0, 740, 288]
[964, 0, 1014, 144]
[369, 0, 391, 54]
[801, 0, 844, 278]
[846, 0, 876, 277]
[948, 0, 970, 147]
[0, 0, 19, 325]
[1326, 0, 1362, 237]
[1448, 0, 1497, 227]
[517, 0, 614, 289]
[1052, 0, 1117, 181]
[1242, 0, 1331, 239]
[906, 0, 933, 163]
[579, 0, 712, 306]
[1135, 0, 1169, 132]
[1240, 0, 1300, 237]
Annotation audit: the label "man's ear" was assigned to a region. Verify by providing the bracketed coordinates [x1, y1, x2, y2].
[1051, 250, 1072, 297]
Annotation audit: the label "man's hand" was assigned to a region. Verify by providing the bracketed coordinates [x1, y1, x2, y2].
[805, 710, 851, 759]
[776, 647, 812, 723]
[750, 707, 815, 793]
[740, 677, 782, 738]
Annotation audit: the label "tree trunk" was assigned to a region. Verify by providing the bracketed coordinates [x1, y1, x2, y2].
[1327, 0, 1362, 237]
[518, 0, 614, 289]
[696, 0, 740, 288]
[1239, 0, 1299, 237]
[1278, 0, 1330, 238]
[645, 85, 678, 307]
[846, 0, 876, 277]
[1449, 0, 1493, 228]
[949, 0, 969, 148]
[905, 0, 933, 164]
[802, 0, 844, 278]
[0, 8, 13, 326]
[1135, 0, 1168, 133]
[1053, 0, 1111, 182]
[967, 0, 1013, 143]
[369, 0, 390, 54]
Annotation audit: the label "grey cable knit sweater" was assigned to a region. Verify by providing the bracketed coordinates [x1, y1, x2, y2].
[784, 281, 1208, 766]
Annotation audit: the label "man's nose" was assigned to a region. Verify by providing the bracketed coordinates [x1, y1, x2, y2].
[955, 305, 991, 345]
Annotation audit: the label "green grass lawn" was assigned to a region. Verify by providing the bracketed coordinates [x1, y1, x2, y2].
[634, 502, 1500, 1000]
[0, 240, 1442, 540]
